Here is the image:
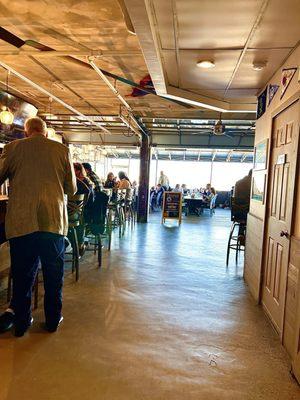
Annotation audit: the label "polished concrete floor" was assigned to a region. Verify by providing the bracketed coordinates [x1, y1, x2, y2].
[0, 210, 299, 400]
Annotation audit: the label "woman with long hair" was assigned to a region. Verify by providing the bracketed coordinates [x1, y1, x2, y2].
[104, 172, 116, 189]
[117, 171, 131, 189]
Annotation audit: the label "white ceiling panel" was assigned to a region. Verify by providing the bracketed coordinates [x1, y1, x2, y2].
[177, 50, 241, 90]
[230, 48, 292, 89]
[161, 50, 179, 87]
[250, 0, 300, 48]
[175, 0, 262, 49]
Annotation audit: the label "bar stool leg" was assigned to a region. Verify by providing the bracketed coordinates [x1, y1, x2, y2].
[97, 234, 102, 268]
[72, 229, 80, 282]
[226, 222, 236, 266]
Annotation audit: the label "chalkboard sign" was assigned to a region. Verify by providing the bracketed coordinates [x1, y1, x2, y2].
[162, 192, 182, 224]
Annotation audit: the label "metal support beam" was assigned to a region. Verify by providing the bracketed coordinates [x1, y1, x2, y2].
[0, 50, 141, 57]
[137, 133, 151, 223]
[226, 150, 233, 162]
[89, 58, 132, 111]
[0, 60, 110, 135]
[241, 153, 248, 162]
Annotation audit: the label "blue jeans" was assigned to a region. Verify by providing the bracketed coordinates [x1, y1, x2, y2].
[9, 232, 65, 329]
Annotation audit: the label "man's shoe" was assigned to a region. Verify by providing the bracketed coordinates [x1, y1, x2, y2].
[14, 317, 33, 338]
[45, 316, 64, 333]
[0, 311, 14, 333]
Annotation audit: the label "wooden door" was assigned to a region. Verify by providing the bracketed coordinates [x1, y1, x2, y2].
[262, 100, 300, 336]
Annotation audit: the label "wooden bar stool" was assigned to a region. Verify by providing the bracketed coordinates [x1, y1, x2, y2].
[226, 198, 248, 266]
[66, 194, 85, 281]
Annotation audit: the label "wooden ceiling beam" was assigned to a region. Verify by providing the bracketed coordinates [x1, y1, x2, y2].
[0, 50, 141, 57]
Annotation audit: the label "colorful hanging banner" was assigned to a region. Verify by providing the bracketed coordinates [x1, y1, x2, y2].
[280, 67, 297, 99]
[257, 87, 267, 119]
[268, 84, 279, 106]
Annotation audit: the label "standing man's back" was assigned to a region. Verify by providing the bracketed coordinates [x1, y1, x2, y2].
[3, 134, 76, 238]
[0, 117, 77, 337]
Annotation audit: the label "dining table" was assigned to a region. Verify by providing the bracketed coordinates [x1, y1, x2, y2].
[183, 195, 208, 216]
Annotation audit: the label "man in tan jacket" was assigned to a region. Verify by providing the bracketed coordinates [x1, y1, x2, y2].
[0, 117, 76, 337]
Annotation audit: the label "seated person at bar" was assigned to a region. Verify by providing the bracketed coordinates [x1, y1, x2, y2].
[117, 171, 131, 189]
[0, 117, 76, 336]
[71, 163, 94, 254]
[234, 169, 252, 218]
[82, 162, 102, 193]
[104, 172, 116, 189]
[74, 163, 94, 201]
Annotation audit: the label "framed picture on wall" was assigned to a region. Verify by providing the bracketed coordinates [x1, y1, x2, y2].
[251, 172, 266, 203]
[253, 139, 268, 170]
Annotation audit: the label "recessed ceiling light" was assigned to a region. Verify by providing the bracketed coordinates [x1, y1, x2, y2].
[197, 60, 215, 69]
[252, 62, 267, 71]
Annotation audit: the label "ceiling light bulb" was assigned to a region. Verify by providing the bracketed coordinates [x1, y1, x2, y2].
[0, 109, 14, 125]
[197, 60, 215, 69]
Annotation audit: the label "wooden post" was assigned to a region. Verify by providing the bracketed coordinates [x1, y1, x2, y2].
[137, 133, 151, 223]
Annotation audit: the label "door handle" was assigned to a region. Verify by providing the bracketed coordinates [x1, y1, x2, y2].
[280, 230, 289, 238]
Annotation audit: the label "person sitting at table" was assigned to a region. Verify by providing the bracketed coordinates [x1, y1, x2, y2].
[173, 184, 182, 193]
[150, 184, 164, 210]
[205, 183, 211, 195]
[104, 172, 116, 189]
[117, 171, 131, 189]
[181, 184, 188, 195]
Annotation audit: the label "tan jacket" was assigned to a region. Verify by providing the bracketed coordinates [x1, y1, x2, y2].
[0, 135, 77, 239]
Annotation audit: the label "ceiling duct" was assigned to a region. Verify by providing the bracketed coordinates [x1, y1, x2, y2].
[117, 0, 136, 35]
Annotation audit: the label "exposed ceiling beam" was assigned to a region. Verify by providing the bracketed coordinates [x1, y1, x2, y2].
[226, 150, 233, 162]
[0, 50, 141, 57]
[0, 60, 110, 135]
[89, 58, 133, 111]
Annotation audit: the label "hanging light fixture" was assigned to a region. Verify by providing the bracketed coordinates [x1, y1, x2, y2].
[46, 97, 56, 137]
[0, 70, 14, 125]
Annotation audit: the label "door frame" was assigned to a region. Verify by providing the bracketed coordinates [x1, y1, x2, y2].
[259, 93, 300, 341]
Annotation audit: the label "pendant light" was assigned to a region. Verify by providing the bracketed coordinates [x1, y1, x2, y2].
[0, 70, 14, 125]
[46, 97, 56, 138]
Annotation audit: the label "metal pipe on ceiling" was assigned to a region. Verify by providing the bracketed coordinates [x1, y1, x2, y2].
[88, 57, 133, 112]
[0, 60, 111, 135]
[88, 57, 148, 138]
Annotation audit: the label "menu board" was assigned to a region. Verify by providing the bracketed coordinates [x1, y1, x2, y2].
[162, 192, 182, 224]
